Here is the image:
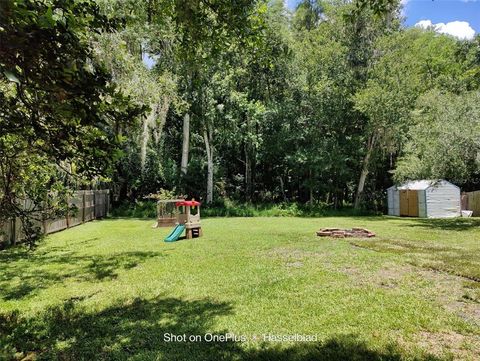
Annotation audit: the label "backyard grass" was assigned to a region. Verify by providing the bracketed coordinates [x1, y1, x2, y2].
[1, 216, 479, 360]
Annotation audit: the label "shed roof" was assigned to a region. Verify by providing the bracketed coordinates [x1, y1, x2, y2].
[388, 179, 446, 191]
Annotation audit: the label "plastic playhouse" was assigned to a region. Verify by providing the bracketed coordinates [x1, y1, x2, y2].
[154, 198, 185, 228]
[164, 200, 202, 242]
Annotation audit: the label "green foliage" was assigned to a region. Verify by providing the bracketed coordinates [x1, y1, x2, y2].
[106, 0, 480, 209]
[0, 137, 73, 248]
[202, 200, 378, 217]
[111, 200, 157, 218]
[457, 36, 480, 89]
[351, 28, 469, 206]
[111, 198, 377, 218]
[394, 90, 480, 184]
[0, 0, 141, 246]
[145, 188, 183, 201]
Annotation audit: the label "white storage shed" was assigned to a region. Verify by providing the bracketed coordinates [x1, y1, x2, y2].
[387, 180, 460, 218]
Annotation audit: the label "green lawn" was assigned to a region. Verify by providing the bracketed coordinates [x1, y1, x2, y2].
[1, 217, 479, 360]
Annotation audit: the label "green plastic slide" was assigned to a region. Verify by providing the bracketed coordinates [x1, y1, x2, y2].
[164, 224, 185, 242]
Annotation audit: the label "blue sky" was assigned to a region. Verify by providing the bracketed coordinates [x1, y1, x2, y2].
[286, 0, 479, 39]
[403, 0, 479, 39]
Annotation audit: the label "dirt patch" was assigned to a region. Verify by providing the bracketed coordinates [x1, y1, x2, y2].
[414, 269, 480, 327]
[376, 264, 427, 289]
[339, 263, 480, 323]
[393, 329, 480, 361]
[340, 266, 361, 277]
[347, 240, 480, 325]
[376, 264, 412, 281]
[415, 331, 480, 360]
[336, 263, 413, 289]
[445, 301, 480, 328]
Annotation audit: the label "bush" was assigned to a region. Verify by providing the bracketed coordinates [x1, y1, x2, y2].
[201, 201, 377, 218]
[111, 201, 157, 218]
[111, 198, 380, 219]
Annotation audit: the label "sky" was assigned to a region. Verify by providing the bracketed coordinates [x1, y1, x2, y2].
[402, 0, 479, 39]
[286, 0, 480, 40]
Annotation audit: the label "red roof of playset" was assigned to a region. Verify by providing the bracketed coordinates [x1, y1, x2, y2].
[175, 200, 201, 207]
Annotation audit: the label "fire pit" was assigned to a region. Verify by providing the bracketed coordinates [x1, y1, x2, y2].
[316, 228, 375, 238]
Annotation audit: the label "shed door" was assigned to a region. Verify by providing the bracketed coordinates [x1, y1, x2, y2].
[408, 190, 419, 216]
[400, 190, 419, 217]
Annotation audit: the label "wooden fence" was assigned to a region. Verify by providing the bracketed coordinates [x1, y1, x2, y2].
[0, 189, 110, 245]
[461, 190, 480, 216]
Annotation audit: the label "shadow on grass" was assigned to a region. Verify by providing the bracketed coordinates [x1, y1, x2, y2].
[406, 217, 480, 231]
[0, 247, 164, 300]
[344, 216, 480, 233]
[0, 297, 445, 361]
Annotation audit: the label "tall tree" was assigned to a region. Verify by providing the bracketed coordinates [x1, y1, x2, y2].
[353, 29, 462, 207]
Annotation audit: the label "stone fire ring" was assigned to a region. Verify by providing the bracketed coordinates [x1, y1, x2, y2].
[316, 227, 375, 238]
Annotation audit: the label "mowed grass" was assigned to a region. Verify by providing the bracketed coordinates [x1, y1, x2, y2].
[1, 216, 479, 360]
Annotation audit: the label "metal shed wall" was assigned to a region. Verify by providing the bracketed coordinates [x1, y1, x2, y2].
[387, 187, 400, 216]
[425, 181, 461, 218]
[418, 190, 427, 218]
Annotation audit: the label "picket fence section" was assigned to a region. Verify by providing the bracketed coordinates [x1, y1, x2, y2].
[1, 190, 110, 245]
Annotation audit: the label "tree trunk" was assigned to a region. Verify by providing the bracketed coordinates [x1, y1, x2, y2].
[203, 127, 214, 204]
[180, 113, 190, 175]
[354, 133, 376, 209]
[140, 108, 156, 173]
[278, 176, 287, 202]
[153, 97, 170, 146]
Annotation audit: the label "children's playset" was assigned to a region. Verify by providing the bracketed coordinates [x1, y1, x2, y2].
[154, 198, 202, 242]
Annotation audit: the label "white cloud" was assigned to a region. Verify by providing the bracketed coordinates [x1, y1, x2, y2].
[415, 19, 476, 40]
[400, 0, 410, 16]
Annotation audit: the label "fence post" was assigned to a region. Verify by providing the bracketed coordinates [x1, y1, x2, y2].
[82, 191, 86, 223]
[106, 190, 110, 216]
[93, 190, 96, 220]
[66, 195, 70, 228]
[42, 194, 47, 234]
